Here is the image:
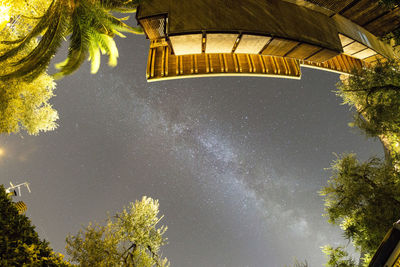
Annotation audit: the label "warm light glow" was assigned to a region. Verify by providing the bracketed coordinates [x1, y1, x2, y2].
[0, 148, 5, 157]
[0, 3, 11, 30]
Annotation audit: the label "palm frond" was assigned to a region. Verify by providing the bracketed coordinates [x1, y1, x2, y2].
[53, 11, 90, 79]
[0, 0, 56, 47]
[0, 0, 70, 81]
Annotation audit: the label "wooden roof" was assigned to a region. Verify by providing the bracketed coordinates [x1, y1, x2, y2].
[137, 0, 343, 52]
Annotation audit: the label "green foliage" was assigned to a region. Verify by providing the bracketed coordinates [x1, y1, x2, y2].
[320, 154, 400, 254]
[66, 196, 169, 267]
[337, 61, 400, 138]
[0, 185, 70, 266]
[0, 0, 58, 135]
[0, 67, 58, 135]
[322, 246, 357, 267]
[0, 0, 143, 81]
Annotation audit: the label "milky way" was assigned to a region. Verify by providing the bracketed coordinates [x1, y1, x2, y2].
[0, 35, 384, 266]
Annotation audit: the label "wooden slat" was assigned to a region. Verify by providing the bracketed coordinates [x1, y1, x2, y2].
[343, 41, 368, 55]
[306, 48, 339, 62]
[364, 7, 400, 36]
[176, 56, 179, 75]
[165, 47, 169, 76]
[161, 46, 165, 76]
[259, 55, 266, 73]
[151, 48, 156, 78]
[223, 54, 228, 72]
[262, 38, 299, 57]
[194, 54, 198, 73]
[352, 48, 376, 59]
[341, 0, 387, 26]
[146, 46, 302, 81]
[146, 48, 153, 79]
[339, 34, 354, 47]
[285, 43, 321, 60]
[246, 54, 253, 72]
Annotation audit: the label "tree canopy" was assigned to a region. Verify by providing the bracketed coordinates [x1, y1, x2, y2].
[320, 154, 400, 253]
[0, 0, 58, 135]
[0, 185, 70, 266]
[0, 0, 143, 81]
[66, 196, 169, 267]
[337, 61, 400, 159]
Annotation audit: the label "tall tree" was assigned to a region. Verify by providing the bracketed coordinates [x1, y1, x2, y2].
[0, 185, 70, 266]
[320, 154, 400, 265]
[66, 196, 169, 266]
[0, 0, 58, 135]
[337, 61, 400, 159]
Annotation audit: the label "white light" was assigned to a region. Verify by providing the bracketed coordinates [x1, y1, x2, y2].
[0, 3, 11, 29]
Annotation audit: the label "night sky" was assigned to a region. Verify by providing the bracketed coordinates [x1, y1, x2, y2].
[0, 33, 383, 266]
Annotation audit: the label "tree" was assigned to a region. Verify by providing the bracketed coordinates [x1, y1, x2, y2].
[66, 196, 169, 267]
[322, 246, 357, 267]
[320, 154, 400, 264]
[0, 185, 70, 266]
[337, 61, 400, 159]
[0, 0, 143, 81]
[0, 0, 58, 135]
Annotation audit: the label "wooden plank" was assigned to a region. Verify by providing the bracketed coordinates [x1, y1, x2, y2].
[235, 35, 271, 54]
[306, 0, 355, 13]
[146, 48, 153, 79]
[343, 41, 368, 55]
[219, 54, 224, 72]
[165, 47, 169, 76]
[194, 54, 198, 73]
[176, 56, 179, 75]
[246, 54, 253, 73]
[341, 0, 387, 26]
[250, 55, 258, 73]
[283, 58, 290, 75]
[233, 54, 239, 72]
[261, 38, 299, 57]
[209, 54, 213, 72]
[190, 55, 194, 74]
[339, 34, 354, 47]
[285, 43, 321, 60]
[352, 48, 377, 59]
[306, 48, 339, 62]
[272, 57, 280, 74]
[151, 48, 156, 78]
[161, 46, 165, 76]
[205, 53, 210, 73]
[259, 55, 266, 73]
[206, 34, 238, 53]
[364, 8, 400, 36]
[331, 56, 342, 72]
[223, 54, 228, 72]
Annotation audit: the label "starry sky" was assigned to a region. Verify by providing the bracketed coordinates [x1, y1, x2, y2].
[0, 33, 383, 266]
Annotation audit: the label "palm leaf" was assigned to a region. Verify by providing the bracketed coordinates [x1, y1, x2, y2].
[0, 0, 70, 81]
[53, 11, 90, 79]
[0, 0, 57, 58]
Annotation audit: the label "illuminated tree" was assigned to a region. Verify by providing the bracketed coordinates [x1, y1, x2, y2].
[320, 154, 400, 265]
[0, 0, 58, 135]
[337, 61, 400, 159]
[66, 196, 169, 267]
[0, 0, 143, 81]
[0, 185, 70, 266]
[322, 246, 358, 267]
